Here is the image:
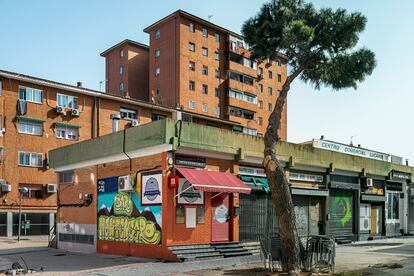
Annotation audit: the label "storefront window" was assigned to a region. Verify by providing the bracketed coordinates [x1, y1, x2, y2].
[386, 192, 400, 220]
[176, 205, 185, 224]
[0, 213, 7, 236]
[12, 213, 50, 236]
[197, 205, 205, 224]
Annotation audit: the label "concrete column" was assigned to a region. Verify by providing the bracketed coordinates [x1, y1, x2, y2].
[6, 212, 12, 237]
[49, 212, 55, 232]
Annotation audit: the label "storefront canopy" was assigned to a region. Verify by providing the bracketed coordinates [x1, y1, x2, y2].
[176, 167, 251, 194]
[240, 175, 270, 193]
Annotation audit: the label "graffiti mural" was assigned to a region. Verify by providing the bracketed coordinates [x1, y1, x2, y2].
[331, 192, 353, 227]
[97, 176, 162, 245]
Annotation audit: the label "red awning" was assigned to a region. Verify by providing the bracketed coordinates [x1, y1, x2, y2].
[176, 167, 251, 194]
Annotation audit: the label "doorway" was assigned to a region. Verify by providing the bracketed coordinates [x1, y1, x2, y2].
[211, 193, 230, 242]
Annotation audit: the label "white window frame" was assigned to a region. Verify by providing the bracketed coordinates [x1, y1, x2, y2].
[202, 47, 208, 56]
[189, 23, 195, 32]
[202, 28, 208, 37]
[155, 29, 160, 39]
[18, 120, 42, 136]
[120, 107, 137, 120]
[214, 52, 220, 60]
[155, 67, 160, 76]
[189, 100, 196, 110]
[189, 61, 195, 71]
[18, 86, 43, 104]
[202, 84, 208, 94]
[202, 103, 208, 113]
[119, 66, 124, 75]
[119, 82, 124, 92]
[59, 170, 74, 184]
[243, 127, 257, 136]
[155, 49, 160, 58]
[189, 42, 195, 52]
[57, 93, 78, 109]
[189, 81, 195, 91]
[56, 125, 79, 141]
[202, 65, 208, 75]
[18, 151, 43, 167]
[120, 49, 124, 57]
[215, 33, 220, 43]
[214, 106, 220, 115]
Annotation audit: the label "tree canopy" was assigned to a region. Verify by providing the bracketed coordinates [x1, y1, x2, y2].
[242, 0, 376, 90]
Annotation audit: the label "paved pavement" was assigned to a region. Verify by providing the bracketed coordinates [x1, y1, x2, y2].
[1, 237, 414, 275]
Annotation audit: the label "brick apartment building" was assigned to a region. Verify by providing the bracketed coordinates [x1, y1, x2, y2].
[0, 10, 289, 237]
[0, 70, 239, 237]
[102, 10, 288, 139]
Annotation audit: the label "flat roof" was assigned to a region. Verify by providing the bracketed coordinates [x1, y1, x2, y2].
[143, 9, 244, 39]
[100, 39, 149, 57]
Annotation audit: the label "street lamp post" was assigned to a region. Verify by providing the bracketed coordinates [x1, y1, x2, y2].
[18, 187, 29, 242]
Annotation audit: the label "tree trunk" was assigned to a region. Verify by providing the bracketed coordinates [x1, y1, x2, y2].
[263, 80, 300, 275]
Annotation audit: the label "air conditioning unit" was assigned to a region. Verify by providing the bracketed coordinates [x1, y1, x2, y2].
[1, 181, 11, 193]
[71, 109, 80, 116]
[118, 175, 134, 192]
[47, 184, 57, 193]
[366, 178, 373, 187]
[130, 119, 139, 127]
[56, 106, 65, 114]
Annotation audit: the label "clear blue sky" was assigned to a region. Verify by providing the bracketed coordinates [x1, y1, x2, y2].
[1, 0, 413, 163]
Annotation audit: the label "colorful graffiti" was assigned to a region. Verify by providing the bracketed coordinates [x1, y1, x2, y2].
[331, 192, 353, 226]
[97, 176, 162, 245]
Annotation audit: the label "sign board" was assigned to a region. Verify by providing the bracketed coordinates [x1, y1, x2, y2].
[239, 166, 266, 177]
[141, 172, 162, 205]
[391, 171, 411, 180]
[289, 172, 324, 183]
[176, 155, 206, 168]
[178, 179, 204, 205]
[185, 207, 196, 228]
[312, 139, 391, 162]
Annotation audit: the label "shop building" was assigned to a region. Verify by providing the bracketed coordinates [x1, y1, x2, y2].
[49, 120, 414, 260]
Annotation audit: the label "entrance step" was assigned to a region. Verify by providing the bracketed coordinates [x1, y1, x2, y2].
[168, 244, 224, 262]
[240, 241, 262, 255]
[211, 242, 253, 258]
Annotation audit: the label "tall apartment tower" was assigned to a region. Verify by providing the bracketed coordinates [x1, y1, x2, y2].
[101, 39, 150, 101]
[143, 10, 287, 139]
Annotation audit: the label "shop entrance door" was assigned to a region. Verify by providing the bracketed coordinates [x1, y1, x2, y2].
[212, 193, 230, 242]
[370, 205, 381, 235]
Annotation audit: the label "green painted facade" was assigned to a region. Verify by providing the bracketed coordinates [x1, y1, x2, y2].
[48, 119, 414, 180]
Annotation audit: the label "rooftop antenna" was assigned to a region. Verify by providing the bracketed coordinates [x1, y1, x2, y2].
[208, 15, 213, 22]
[350, 135, 357, 146]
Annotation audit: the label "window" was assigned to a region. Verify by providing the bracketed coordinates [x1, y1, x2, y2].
[202, 103, 208, 113]
[119, 66, 124, 75]
[214, 52, 220, 60]
[156, 87, 161, 96]
[19, 86, 42, 104]
[202, 84, 208, 94]
[189, 100, 196, 110]
[189, 61, 195, 71]
[229, 107, 254, 120]
[277, 60, 282, 67]
[269, 71, 273, 79]
[20, 185, 43, 199]
[202, 28, 208, 37]
[155, 49, 160, 58]
[202, 65, 208, 75]
[155, 67, 160, 76]
[258, 67, 264, 77]
[243, 127, 257, 136]
[387, 192, 400, 220]
[155, 29, 160, 39]
[202, 47, 208, 56]
[120, 49, 124, 58]
[120, 107, 137, 119]
[258, 100, 263, 109]
[18, 120, 42, 136]
[215, 88, 221, 97]
[189, 22, 195, 32]
[228, 71, 254, 86]
[18, 152, 43, 167]
[56, 126, 78, 140]
[214, 106, 220, 115]
[258, 117, 263, 126]
[258, 84, 263, 93]
[228, 89, 257, 104]
[59, 171, 74, 184]
[57, 93, 78, 109]
[176, 205, 185, 224]
[267, 87, 273, 95]
[278, 74, 282, 82]
[119, 82, 124, 92]
[151, 113, 167, 121]
[197, 205, 205, 224]
[215, 70, 220, 78]
[189, 42, 195, 52]
[189, 81, 195, 91]
[215, 33, 220, 43]
[268, 103, 273, 111]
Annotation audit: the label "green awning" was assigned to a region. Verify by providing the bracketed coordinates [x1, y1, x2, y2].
[16, 116, 46, 123]
[240, 175, 270, 193]
[55, 122, 81, 129]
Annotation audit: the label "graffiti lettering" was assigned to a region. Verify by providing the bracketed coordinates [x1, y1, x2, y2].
[113, 192, 133, 216]
[98, 216, 161, 244]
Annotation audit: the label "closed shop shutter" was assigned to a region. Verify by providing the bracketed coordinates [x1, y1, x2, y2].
[328, 189, 354, 238]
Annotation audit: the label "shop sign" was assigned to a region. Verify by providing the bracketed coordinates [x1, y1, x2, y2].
[364, 187, 384, 196]
[141, 172, 162, 205]
[178, 179, 204, 205]
[391, 171, 411, 180]
[289, 172, 323, 183]
[313, 139, 391, 162]
[176, 155, 206, 168]
[239, 166, 266, 177]
[386, 182, 403, 191]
